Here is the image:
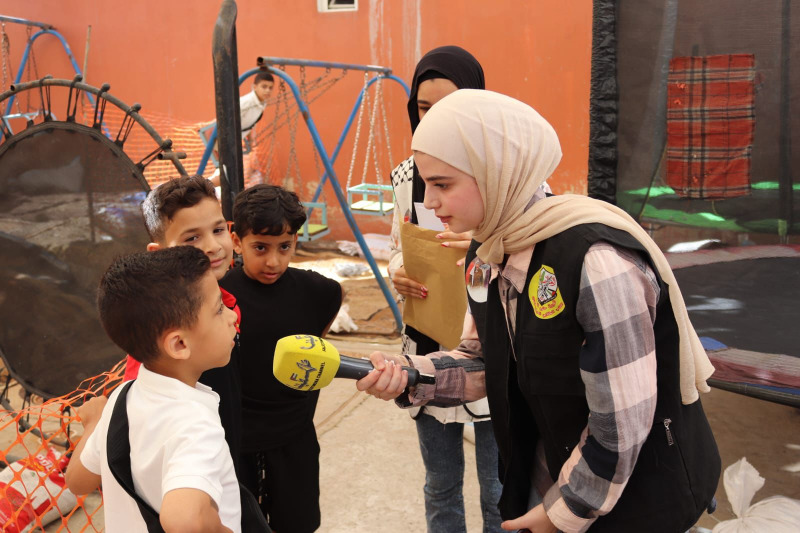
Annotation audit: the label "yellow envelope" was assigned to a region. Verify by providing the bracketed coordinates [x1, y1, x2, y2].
[400, 223, 468, 350]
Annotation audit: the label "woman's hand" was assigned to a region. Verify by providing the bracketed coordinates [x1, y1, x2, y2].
[391, 266, 427, 299]
[355, 352, 409, 401]
[436, 224, 472, 266]
[500, 504, 557, 533]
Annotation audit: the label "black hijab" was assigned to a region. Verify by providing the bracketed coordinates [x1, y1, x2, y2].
[407, 46, 485, 219]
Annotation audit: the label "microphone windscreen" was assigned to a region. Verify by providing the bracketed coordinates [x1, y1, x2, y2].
[273, 335, 340, 392]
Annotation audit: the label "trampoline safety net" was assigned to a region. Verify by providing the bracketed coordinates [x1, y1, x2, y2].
[592, 0, 798, 238]
[590, 0, 800, 406]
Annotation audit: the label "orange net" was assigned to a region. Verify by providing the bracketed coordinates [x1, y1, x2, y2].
[96, 102, 283, 191]
[74, 103, 214, 188]
[0, 360, 125, 532]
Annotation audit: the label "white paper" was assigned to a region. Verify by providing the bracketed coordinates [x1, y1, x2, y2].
[414, 202, 446, 231]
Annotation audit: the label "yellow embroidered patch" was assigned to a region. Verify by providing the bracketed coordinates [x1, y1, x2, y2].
[529, 265, 565, 319]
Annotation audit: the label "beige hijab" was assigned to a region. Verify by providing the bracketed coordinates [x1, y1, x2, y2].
[411, 90, 714, 404]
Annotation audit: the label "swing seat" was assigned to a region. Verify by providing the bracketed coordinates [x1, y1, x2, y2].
[347, 183, 394, 216]
[297, 201, 330, 242]
[2, 111, 48, 136]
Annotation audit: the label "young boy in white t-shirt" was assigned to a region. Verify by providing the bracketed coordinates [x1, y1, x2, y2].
[65, 246, 241, 533]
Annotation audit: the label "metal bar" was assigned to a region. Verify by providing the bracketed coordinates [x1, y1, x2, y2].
[0, 15, 54, 30]
[708, 379, 800, 408]
[82, 25, 92, 82]
[308, 74, 409, 210]
[212, 0, 244, 221]
[778, 0, 793, 243]
[258, 56, 393, 75]
[271, 67, 402, 330]
[0, 77, 188, 177]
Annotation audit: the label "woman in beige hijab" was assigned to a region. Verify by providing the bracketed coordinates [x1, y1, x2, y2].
[357, 90, 720, 533]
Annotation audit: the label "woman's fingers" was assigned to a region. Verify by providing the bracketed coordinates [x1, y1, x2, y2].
[439, 239, 471, 250]
[437, 226, 473, 252]
[391, 269, 427, 299]
[381, 364, 409, 400]
[356, 353, 408, 401]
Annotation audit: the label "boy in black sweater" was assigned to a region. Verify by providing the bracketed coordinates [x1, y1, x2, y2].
[220, 185, 342, 533]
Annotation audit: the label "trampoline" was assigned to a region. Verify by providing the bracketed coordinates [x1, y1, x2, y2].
[668, 245, 800, 407]
[588, 0, 799, 405]
[0, 77, 187, 401]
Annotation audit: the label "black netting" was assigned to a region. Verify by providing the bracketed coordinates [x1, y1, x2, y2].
[0, 121, 149, 398]
[594, 0, 799, 238]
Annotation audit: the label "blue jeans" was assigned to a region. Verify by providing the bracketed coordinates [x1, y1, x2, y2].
[415, 413, 504, 533]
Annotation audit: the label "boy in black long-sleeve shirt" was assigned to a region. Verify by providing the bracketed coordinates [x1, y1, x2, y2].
[220, 185, 341, 533]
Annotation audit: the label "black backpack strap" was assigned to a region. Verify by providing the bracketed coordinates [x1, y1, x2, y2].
[106, 381, 271, 532]
[106, 381, 165, 533]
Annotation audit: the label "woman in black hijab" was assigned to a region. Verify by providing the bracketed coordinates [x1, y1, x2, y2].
[386, 46, 502, 533]
[405, 45, 485, 222]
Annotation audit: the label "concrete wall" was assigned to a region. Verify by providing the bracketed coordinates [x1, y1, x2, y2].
[0, 0, 592, 238]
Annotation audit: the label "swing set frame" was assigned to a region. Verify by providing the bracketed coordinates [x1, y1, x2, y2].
[0, 15, 92, 140]
[205, 7, 409, 331]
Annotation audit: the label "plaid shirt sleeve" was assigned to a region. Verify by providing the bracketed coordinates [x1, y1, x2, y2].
[543, 242, 660, 533]
[400, 310, 488, 407]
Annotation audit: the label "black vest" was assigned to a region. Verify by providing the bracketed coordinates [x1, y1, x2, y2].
[466, 224, 720, 532]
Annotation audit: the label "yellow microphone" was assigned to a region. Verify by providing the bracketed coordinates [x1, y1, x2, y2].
[273, 334, 435, 392]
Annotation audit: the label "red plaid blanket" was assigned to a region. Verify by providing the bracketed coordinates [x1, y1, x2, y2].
[666, 54, 755, 199]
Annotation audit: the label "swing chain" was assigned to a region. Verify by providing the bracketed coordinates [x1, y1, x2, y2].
[256, 66, 347, 166]
[27, 27, 39, 81]
[24, 27, 31, 112]
[378, 76, 393, 177]
[362, 74, 381, 187]
[0, 22, 21, 115]
[2, 23, 22, 116]
[346, 72, 371, 191]
[283, 66, 304, 191]
[305, 67, 347, 107]
[263, 75, 286, 182]
[300, 67, 325, 186]
[1, 23, 7, 91]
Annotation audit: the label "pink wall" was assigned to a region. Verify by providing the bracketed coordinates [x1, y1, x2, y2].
[0, 0, 593, 238]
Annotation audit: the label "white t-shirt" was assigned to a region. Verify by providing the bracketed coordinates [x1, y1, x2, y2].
[80, 366, 241, 533]
[239, 89, 267, 136]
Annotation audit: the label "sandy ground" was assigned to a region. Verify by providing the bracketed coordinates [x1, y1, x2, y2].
[312, 340, 800, 532]
[2, 250, 797, 532]
[311, 252, 800, 532]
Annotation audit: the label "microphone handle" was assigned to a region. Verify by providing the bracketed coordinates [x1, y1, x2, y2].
[337, 355, 435, 386]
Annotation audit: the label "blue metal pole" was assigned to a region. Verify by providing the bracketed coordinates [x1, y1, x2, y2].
[4, 30, 88, 117]
[196, 67, 262, 176]
[270, 68, 403, 330]
[194, 64, 406, 330]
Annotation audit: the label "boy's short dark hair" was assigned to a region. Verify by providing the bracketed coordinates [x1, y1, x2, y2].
[233, 184, 307, 237]
[142, 175, 218, 242]
[254, 70, 274, 84]
[97, 246, 211, 364]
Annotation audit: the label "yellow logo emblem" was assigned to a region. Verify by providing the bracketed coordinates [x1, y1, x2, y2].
[529, 265, 565, 319]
